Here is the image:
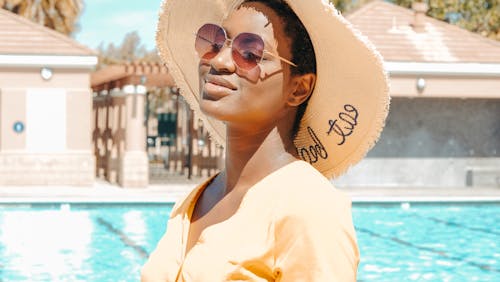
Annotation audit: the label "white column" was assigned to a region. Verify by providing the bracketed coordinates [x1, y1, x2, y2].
[118, 84, 149, 188]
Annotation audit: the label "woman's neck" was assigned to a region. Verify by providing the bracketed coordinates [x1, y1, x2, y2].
[222, 125, 298, 194]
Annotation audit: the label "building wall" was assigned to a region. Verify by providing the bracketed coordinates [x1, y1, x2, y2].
[67, 89, 92, 150]
[370, 98, 499, 158]
[335, 98, 500, 188]
[0, 88, 26, 150]
[390, 76, 500, 99]
[0, 67, 94, 185]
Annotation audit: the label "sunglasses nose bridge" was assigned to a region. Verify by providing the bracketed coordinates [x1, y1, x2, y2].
[209, 43, 237, 73]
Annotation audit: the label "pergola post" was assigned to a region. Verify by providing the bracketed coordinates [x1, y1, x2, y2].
[118, 84, 149, 188]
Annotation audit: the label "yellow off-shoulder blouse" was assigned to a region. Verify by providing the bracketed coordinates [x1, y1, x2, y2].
[142, 160, 359, 281]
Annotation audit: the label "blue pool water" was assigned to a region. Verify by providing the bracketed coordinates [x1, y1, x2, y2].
[0, 203, 498, 281]
[353, 203, 499, 281]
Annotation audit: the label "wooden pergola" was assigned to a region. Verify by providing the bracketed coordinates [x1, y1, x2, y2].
[91, 62, 175, 93]
[91, 62, 223, 187]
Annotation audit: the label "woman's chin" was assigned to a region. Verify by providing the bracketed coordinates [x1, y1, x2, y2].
[200, 100, 230, 122]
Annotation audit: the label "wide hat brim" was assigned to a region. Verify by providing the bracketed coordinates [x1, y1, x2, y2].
[156, 0, 390, 179]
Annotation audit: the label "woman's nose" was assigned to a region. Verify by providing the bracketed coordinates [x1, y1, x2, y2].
[209, 46, 236, 73]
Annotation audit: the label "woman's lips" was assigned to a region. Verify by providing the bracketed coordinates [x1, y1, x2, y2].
[203, 75, 237, 101]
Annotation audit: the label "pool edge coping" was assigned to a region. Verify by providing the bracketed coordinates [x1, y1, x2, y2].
[1, 196, 499, 204]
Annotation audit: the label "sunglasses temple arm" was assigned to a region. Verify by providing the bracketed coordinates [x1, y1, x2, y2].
[264, 50, 297, 67]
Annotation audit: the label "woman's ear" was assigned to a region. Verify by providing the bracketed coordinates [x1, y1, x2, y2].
[287, 73, 316, 106]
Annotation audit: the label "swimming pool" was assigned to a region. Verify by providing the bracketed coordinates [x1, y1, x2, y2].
[353, 203, 499, 281]
[0, 203, 498, 281]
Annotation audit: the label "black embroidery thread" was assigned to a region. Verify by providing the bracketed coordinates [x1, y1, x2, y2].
[327, 104, 359, 145]
[297, 126, 328, 164]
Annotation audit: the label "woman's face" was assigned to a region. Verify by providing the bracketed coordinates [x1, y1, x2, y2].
[198, 2, 296, 131]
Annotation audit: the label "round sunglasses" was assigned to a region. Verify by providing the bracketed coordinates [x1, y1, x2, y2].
[195, 23, 297, 71]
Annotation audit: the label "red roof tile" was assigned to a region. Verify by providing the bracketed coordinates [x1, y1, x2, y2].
[0, 8, 95, 56]
[346, 0, 500, 63]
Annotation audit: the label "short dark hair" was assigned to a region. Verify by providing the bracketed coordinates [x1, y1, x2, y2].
[243, 0, 317, 138]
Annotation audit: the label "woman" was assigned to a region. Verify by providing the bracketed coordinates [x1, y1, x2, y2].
[143, 0, 389, 281]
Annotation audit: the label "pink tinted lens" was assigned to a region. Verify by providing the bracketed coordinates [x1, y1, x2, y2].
[232, 33, 264, 70]
[195, 24, 226, 60]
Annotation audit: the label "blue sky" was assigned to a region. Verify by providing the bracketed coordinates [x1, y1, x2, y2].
[74, 0, 161, 51]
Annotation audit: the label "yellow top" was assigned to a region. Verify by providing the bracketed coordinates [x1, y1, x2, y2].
[141, 161, 359, 282]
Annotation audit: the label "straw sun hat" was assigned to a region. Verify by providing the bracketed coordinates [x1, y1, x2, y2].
[156, 0, 390, 179]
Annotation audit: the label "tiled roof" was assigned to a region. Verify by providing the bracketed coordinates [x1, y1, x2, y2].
[0, 8, 95, 56]
[346, 0, 500, 63]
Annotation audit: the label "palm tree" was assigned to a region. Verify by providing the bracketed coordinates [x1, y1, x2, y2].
[0, 0, 82, 35]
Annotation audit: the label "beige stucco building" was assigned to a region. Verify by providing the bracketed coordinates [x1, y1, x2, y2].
[0, 9, 97, 185]
[335, 1, 500, 188]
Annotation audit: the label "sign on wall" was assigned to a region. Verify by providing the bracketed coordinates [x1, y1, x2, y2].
[13, 121, 24, 133]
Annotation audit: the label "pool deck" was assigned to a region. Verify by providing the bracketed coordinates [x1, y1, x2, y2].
[1, 179, 499, 204]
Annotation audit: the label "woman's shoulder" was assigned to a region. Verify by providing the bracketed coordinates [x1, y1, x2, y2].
[268, 162, 360, 281]
[270, 160, 350, 200]
[269, 160, 353, 220]
[169, 174, 218, 218]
